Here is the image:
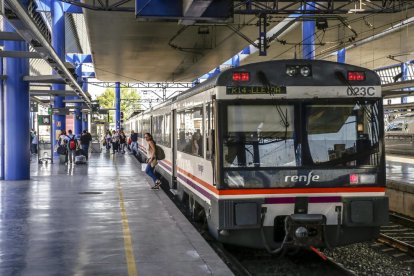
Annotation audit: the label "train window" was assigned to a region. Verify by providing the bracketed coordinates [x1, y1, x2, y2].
[152, 115, 163, 146]
[142, 118, 151, 137]
[177, 106, 204, 157]
[206, 102, 215, 160]
[306, 102, 380, 166]
[164, 114, 171, 147]
[223, 105, 296, 168]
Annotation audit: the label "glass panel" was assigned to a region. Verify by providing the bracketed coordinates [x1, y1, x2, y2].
[141, 118, 151, 138]
[306, 102, 380, 166]
[164, 114, 171, 147]
[223, 105, 296, 168]
[205, 103, 214, 160]
[177, 106, 204, 156]
[152, 115, 163, 145]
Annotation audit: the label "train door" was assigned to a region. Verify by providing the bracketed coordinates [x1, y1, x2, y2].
[172, 109, 177, 189]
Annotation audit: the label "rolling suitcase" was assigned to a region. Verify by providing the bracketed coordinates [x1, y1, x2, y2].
[75, 155, 87, 164]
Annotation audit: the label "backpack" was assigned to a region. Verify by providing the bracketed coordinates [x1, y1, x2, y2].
[155, 145, 165, 160]
[69, 136, 76, 150]
[57, 145, 67, 155]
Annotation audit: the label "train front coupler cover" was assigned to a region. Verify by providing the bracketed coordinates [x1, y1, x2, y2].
[286, 213, 327, 248]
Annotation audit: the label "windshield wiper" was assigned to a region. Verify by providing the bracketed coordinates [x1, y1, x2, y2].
[257, 70, 290, 139]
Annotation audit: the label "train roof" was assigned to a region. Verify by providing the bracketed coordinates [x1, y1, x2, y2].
[174, 59, 381, 102]
[136, 59, 381, 116]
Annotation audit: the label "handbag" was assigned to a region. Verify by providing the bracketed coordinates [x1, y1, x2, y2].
[150, 158, 158, 168]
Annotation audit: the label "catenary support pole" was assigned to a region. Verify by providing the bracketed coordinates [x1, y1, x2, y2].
[52, 0, 66, 147]
[115, 82, 121, 130]
[302, 2, 315, 60]
[3, 21, 30, 180]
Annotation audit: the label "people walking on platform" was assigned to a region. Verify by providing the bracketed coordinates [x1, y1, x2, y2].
[144, 133, 161, 189]
[105, 130, 111, 152]
[130, 130, 138, 155]
[80, 130, 92, 160]
[65, 130, 78, 164]
[119, 130, 126, 154]
[56, 130, 68, 163]
[30, 128, 35, 146]
[111, 130, 120, 154]
[31, 131, 38, 154]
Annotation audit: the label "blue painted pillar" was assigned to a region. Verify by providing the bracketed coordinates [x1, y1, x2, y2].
[115, 82, 121, 130]
[0, 57, 4, 180]
[231, 55, 240, 67]
[3, 22, 30, 180]
[401, 62, 409, 103]
[302, 2, 315, 60]
[82, 78, 88, 131]
[74, 64, 82, 136]
[337, 48, 346, 63]
[52, 0, 66, 146]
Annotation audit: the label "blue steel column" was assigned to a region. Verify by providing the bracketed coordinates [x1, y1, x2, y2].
[82, 79, 88, 131]
[302, 2, 315, 60]
[401, 62, 409, 104]
[0, 57, 4, 180]
[3, 22, 30, 180]
[74, 64, 82, 136]
[337, 48, 346, 63]
[115, 82, 121, 130]
[52, 0, 66, 147]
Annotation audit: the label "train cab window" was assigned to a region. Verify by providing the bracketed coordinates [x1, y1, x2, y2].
[306, 102, 380, 166]
[223, 105, 296, 168]
[177, 106, 204, 157]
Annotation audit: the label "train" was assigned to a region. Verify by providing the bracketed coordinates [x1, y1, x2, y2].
[125, 59, 388, 252]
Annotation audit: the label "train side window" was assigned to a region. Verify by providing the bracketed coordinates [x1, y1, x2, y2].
[206, 102, 215, 160]
[152, 115, 163, 146]
[177, 106, 204, 157]
[164, 113, 171, 147]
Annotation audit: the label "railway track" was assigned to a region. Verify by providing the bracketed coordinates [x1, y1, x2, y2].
[378, 213, 414, 258]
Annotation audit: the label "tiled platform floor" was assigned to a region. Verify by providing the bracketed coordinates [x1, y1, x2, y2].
[0, 152, 232, 275]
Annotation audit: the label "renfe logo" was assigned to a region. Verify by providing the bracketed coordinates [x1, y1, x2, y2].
[285, 171, 320, 186]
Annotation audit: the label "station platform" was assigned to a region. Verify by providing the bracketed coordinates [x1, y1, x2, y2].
[386, 154, 414, 184]
[0, 153, 233, 275]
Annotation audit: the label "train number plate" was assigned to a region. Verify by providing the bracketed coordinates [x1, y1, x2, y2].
[226, 86, 287, 95]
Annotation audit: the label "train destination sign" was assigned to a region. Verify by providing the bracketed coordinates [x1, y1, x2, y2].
[226, 86, 286, 95]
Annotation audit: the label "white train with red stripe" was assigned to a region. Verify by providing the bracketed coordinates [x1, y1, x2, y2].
[126, 60, 388, 251]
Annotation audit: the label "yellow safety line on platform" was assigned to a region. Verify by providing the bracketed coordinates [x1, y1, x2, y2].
[115, 158, 138, 276]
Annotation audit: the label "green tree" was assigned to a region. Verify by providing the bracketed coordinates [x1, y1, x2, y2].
[97, 88, 140, 123]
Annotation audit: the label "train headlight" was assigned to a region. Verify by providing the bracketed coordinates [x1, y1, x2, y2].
[286, 66, 297, 76]
[286, 65, 312, 77]
[300, 66, 312, 77]
[349, 174, 376, 185]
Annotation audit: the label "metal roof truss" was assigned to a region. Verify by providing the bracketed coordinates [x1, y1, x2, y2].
[2, 0, 92, 107]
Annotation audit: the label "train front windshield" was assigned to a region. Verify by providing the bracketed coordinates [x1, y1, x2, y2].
[222, 100, 383, 188]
